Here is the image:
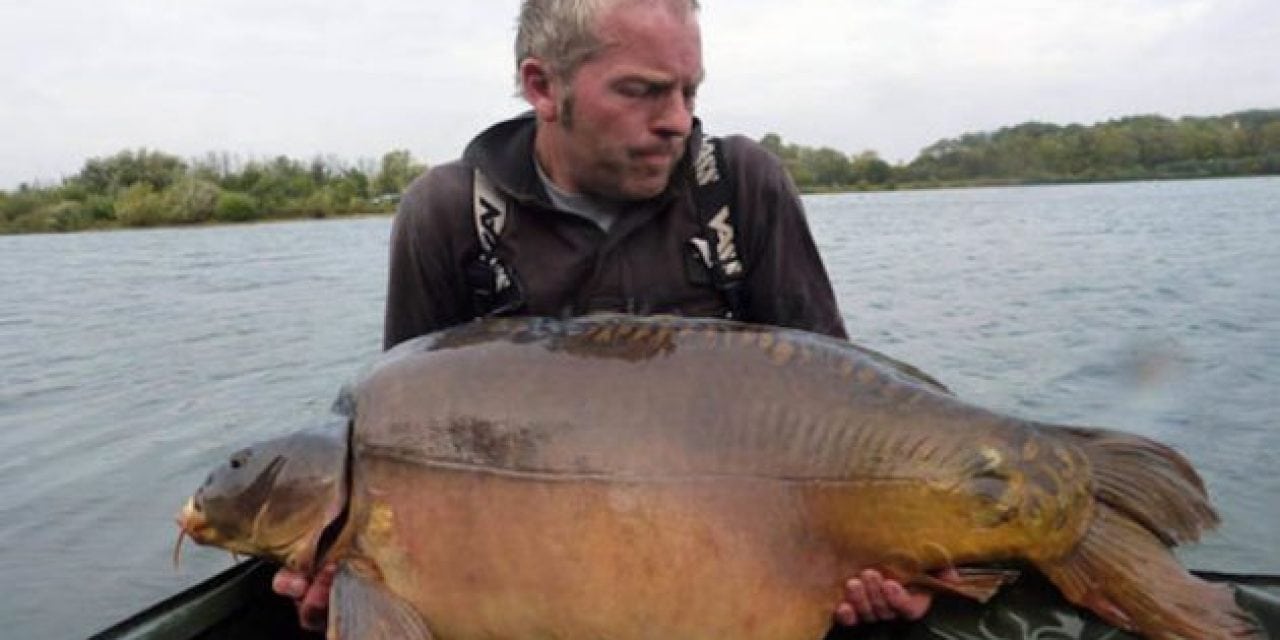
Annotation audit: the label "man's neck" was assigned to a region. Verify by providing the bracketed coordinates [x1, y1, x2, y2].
[533, 124, 581, 195]
[534, 155, 618, 232]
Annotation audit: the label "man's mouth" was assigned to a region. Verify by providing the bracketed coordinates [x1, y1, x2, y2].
[630, 145, 677, 163]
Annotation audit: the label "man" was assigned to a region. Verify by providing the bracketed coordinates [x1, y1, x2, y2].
[275, 0, 949, 634]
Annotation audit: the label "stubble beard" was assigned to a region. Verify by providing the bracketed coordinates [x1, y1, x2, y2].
[559, 90, 576, 130]
[558, 90, 677, 201]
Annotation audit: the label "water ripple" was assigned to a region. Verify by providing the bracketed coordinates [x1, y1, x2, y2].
[2, 180, 1278, 636]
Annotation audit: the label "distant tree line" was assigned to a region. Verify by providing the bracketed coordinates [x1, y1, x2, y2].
[5, 109, 1280, 234]
[762, 109, 1280, 191]
[761, 134, 895, 190]
[1, 149, 424, 233]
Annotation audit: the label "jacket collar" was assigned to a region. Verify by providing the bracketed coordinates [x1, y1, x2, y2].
[462, 111, 704, 207]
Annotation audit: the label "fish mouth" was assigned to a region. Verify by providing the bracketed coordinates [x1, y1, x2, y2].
[176, 496, 212, 542]
[173, 496, 212, 568]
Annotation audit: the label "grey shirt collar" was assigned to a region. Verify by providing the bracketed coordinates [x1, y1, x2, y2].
[534, 160, 619, 232]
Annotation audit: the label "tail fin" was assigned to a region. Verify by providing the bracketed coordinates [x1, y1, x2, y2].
[1059, 426, 1217, 545]
[1040, 504, 1256, 639]
[1039, 428, 1256, 639]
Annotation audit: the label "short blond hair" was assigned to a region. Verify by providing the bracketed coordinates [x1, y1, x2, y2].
[514, 0, 700, 83]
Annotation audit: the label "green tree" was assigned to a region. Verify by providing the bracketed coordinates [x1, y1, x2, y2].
[0, 190, 42, 224]
[41, 201, 96, 232]
[242, 156, 313, 212]
[1089, 126, 1141, 170]
[214, 191, 261, 222]
[341, 168, 371, 200]
[760, 133, 785, 158]
[74, 149, 187, 194]
[164, 177, 222, 223]
[1260, 121, 1280, 153]
[850, 151, 892, 185]
[114, 183, 176, 227]
[374, 150, 423, 196]
[786, 161, 816, 188]
[800, 147, 854, 186]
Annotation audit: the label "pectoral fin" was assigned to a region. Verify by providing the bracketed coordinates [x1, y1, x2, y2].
[328, 563, 433, 640]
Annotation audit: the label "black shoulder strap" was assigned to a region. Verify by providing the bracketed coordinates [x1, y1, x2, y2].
[689, 135, 749, 319]
[468, 167, 523, 316]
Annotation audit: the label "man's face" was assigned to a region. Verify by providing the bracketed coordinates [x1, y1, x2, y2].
[537, 3, 703, 201]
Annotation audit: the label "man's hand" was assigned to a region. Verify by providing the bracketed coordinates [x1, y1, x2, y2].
[271, 564, 336, 631]
[834, 568, 961, 626]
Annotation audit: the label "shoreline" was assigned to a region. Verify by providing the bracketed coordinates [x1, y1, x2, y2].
[3, 173, 1277, 237]
[798, 171, 1280, 195]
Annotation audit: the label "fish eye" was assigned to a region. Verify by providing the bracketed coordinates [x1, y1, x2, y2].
[229, 449, 252, 469]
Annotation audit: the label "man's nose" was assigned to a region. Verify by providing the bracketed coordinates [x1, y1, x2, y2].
[652, 91, 693, 139]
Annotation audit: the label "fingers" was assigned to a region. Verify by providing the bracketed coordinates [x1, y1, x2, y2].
[298, 564, 337, 632]
[299, 598, 327, 631]
[883, 579, 930, 621]
[836, 569, 937, 627]
[841, 570, 895, 624]
[272, 565, 336, 632]
[271, 568, 309, 600]
[834, 601, 858, 626]
[863, 570, 897, 621]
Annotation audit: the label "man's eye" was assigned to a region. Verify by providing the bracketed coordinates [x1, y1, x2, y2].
[618, 82, 654, 98]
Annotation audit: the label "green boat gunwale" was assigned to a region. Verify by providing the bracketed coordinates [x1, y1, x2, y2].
[91, 560, 1280, 640]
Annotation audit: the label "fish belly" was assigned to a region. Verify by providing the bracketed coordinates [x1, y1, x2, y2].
[352, 458, 987, 639]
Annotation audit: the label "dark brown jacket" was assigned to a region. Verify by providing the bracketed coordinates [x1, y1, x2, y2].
[383, 113, 847, 350]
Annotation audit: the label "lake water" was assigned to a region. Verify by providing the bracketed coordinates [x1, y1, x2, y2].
[1, 177, 1277, 638]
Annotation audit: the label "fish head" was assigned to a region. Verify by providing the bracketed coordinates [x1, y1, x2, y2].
[177, 418, 349, 573]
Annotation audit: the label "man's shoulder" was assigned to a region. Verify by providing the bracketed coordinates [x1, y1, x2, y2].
[395, 160, 475, 237]
[715, 133, 766, 154]
[404, 160, 472, 204]
[704, 134, 788, 184]
[708, 133, 795, 201]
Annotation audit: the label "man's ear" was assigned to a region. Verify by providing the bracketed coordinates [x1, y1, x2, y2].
[519, 58, 559, 123]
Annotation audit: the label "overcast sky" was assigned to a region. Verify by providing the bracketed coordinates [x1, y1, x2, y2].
[2, 0, 1277, 189]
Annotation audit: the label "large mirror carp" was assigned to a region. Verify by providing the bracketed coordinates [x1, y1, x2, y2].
[176, 316, 1256, 639]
